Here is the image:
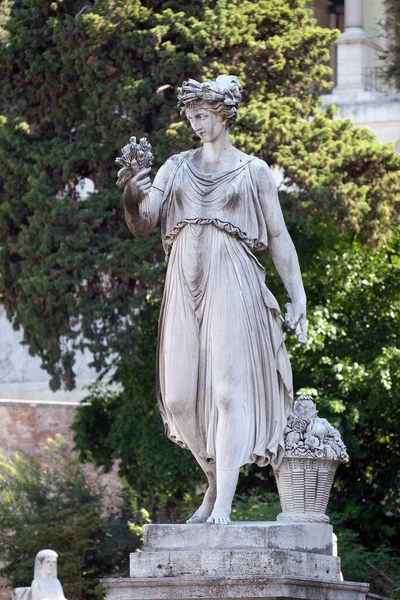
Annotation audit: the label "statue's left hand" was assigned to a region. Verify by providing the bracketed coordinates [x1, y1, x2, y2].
[285, 302, 307, 344]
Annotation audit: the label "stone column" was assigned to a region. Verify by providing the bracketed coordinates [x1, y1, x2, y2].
[344, 0, 364, 32]
[335, 0, 378, 94]
[329, 11, 338, 86]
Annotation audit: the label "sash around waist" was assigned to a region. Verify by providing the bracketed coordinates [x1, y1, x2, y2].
[163, 217, 268, 252]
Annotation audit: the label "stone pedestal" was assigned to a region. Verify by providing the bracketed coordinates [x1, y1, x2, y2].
[102, 522, 374, 600]
[335, 32, 379, 94]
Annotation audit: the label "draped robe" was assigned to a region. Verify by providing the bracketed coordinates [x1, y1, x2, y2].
[156, 151, 293, 469]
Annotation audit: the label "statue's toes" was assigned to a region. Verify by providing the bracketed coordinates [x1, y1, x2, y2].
[186, 507, 209, 524]
[186, 515, 203, 524]
[206, 515, 231, 525]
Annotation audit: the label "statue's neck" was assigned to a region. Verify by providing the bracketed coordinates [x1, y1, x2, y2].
[200, 130, 232, 168]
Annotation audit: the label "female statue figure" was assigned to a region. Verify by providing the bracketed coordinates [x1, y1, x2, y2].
[31, 549, 68, 600]
[122, 75, 307, 524]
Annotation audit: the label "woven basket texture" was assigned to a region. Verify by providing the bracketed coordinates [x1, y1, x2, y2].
[275, 457, 340, 514]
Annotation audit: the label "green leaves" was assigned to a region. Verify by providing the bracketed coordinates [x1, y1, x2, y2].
[276, 111, 400, 244]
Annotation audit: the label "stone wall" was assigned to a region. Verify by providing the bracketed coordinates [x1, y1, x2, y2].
[0, 399, 77, 458]
[0, 398, 121, 488]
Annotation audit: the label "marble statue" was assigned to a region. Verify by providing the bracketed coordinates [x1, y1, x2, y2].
[120, 75, 307, 525]
[31, 550, 68, 600]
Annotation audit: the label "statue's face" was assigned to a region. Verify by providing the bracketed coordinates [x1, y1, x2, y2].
[185, 106, 226, 143]
[42, 557, 56, 577]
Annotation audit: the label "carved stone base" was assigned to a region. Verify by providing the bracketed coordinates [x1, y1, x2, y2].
[140, 522, 334, 555]
[104, 575, 371, 600]
[101, 523, 381, 600]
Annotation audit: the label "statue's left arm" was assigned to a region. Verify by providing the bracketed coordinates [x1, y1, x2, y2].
[255, 159, 307, 343]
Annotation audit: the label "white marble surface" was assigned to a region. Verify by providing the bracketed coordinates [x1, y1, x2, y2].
[130, 522, 340, 581]
[142, 522, 334, 555]
[31, 549, 67, 600]
[14, 549, 68, 600]
[130, 547, 341, 582]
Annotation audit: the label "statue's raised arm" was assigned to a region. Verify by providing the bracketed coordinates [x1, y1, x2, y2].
[116, 136, 174, 238]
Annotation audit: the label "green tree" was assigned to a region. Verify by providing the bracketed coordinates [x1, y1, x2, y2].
[0, 436, 145, 600]
[0, 0, 12, 45]
[289, 234, 400, 596]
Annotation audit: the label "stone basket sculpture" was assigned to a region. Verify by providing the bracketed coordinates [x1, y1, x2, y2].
[274, 395, 349, 523]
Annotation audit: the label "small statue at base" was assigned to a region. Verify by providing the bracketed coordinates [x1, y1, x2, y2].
[31, 550, 68, 600]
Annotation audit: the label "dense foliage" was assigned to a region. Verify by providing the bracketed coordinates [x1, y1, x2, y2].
[0, 0, 12, 45]
[0, 436, 146, 600]
[0, 0, 399, 596]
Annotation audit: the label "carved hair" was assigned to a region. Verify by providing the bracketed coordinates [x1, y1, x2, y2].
[177, 75, 242, 129]
[34, 549, 58, 579]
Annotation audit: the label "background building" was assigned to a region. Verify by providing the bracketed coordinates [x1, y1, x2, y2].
[312, 0, 400, 149]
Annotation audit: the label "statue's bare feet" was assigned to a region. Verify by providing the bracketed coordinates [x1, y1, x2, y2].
[206, 505, 231, 525]
[186, 487, 216, 524]
[205, 468, 238, 525]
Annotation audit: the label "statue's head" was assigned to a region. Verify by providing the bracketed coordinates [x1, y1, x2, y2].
[177, 75, 242, 134]
[34, 549, 58, 579]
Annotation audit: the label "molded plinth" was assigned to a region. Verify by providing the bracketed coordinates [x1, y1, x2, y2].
[130, 522, 339, 582]
[101, 523, 380, 600]
[103, 575, 371, 600]
[143, 522, 334, 554]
